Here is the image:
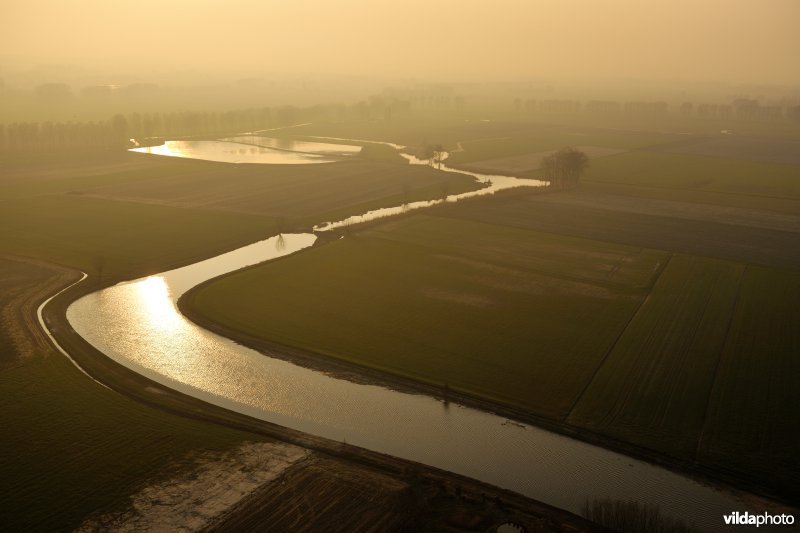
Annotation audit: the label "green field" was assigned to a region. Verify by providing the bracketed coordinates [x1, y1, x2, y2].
[0, 195, 281, 280]
[584, 151, 800, 199]
[187, 215, 666, 418]
[697, 266, 800, 495]
[434, 192, 800, 270]
[567, 256, 744, 457]
[78, 157, 481, 226]
[0, 150, 482, 280]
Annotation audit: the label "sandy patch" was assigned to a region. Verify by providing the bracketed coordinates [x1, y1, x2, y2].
[77, 441, 309, 532]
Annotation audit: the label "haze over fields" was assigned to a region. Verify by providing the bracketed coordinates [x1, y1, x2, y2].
[2, 0, 799, 531]
[2, 0, 799, 84]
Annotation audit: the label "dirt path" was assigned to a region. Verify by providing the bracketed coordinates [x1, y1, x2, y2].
[0, 255, 80, 367]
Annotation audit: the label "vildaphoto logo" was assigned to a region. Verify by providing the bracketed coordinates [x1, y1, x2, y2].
[723, 511, 795, 527]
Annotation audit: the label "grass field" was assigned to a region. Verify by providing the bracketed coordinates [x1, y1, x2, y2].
[0, 195, 282, 280]
[188, 214, 666, 418]
[83, 158, 480, 226]
[0, 147, 484, 280]
[583, 151, 800, 200]
[697, 266, 800, 496]
[435, 192, 800, 270]
[287, 117, 682, 165]
[654, 136, 800, 166]
[567, 255, 744, 457]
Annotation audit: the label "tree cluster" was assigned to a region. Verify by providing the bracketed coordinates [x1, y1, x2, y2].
[421, 143, 445, 169]
[540, 147, 589, 190]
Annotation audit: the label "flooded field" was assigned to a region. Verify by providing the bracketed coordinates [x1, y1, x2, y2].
[131, 140, 339, 164]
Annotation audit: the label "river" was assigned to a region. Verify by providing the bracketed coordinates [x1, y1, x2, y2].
[64, 138, 765, 531]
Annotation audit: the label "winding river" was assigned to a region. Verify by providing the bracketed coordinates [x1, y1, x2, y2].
[63, 138, 766, 531]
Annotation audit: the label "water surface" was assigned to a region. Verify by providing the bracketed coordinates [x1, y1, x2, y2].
[222, 135, 361, 156]
[131, 140, 336, 164]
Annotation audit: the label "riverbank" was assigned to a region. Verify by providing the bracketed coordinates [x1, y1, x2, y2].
[42, 267, 598, 531]
[0, 257, 267, 531]
[176, 246, 797, 513]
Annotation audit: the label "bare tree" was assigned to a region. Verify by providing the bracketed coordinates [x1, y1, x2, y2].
[421, 143, 445, 169]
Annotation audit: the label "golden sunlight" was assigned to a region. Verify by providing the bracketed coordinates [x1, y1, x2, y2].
[133, 276, 182, 333]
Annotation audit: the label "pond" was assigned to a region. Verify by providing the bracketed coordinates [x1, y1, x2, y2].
[130, 137, 358, 165]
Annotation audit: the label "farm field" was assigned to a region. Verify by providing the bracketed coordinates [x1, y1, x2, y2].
[80, 157, 481, 226]
[0, 150, 482, 279]
[567, 255, 744, 457]
[436, 192, 800, 270]
[186, 214, 667, 418]
[583, 151, 800, 200]
[208, 455, 414, 532]
[654, 135, 800, 165]
[697, 266, 800, 497]
[526, 190, 800, 233]
[289, 117, 684, 164]
[0, 194, 280, 280]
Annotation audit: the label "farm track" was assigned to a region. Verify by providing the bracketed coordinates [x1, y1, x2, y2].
[0, 255, 80, 367]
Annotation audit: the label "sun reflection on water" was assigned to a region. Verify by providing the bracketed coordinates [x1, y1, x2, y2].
[133, 276, 182, 333]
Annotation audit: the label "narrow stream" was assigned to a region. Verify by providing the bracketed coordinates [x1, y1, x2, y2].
[64, 139, 766, 531]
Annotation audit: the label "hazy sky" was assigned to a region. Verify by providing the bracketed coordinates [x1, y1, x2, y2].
[2, 0, 799, 85]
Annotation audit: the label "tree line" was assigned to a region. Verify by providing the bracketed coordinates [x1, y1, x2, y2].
[517, 97, 800, 122]
[0, 99, 412, 153]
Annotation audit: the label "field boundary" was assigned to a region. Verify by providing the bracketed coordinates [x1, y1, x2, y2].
[693, 264, 747, 461]
[564, 253, 674, 421]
